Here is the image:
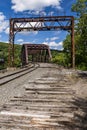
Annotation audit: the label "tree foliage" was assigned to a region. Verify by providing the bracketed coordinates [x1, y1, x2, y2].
[63, 0, 87, 70]
[72, 0, 87, 16]
[0, 42, 22, 69]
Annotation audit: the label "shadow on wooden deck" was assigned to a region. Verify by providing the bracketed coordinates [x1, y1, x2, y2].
[59, 97, 87, 130]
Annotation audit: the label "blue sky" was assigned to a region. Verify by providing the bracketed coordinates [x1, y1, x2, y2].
[0, 0, 76, 50]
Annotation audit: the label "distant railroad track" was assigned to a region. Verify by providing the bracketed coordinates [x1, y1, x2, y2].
[0, 63, 40, 86]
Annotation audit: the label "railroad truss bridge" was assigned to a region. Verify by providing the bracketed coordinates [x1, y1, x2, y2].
[21, 44, 52, 65]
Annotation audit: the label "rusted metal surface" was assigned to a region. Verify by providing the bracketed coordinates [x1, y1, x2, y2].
[21, 44, 51, 65]
[9, 16, 75, 68]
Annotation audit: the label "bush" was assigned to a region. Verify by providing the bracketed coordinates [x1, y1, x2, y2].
[51, 53, 70, 67]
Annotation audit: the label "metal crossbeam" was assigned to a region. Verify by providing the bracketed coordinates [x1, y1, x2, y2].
[9, 16, 75, 68]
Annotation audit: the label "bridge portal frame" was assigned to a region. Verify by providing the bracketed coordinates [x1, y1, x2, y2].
[21, 44, 52, 65]
[9, 16, 75, 68]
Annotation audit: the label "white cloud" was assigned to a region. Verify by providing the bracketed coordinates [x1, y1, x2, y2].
[40, 11, 47, 16]
[28, 10, 40, 15]
[0, 21, 8, 33]
[45, 38, 49, 41]
[16, 39, 24, 45]
[49, 41, 59, 47]
[16, 39, 38, 45]
[50, 37, 59, 41]
[48, 11, 54, 16]
[53, 47, 58, 50]
[0, 12, 9, 34]
[11, 0, 62, 12]
[28, 10, 47, 16]
[18, 31, 38, 35]
[17, 39, 24, 42]
[0, 12, 5, 20]
[45, 37, 59, 41]
[43, 41, 63, 49]
[5, 27, 9, 34]
[58, 41, 63, 46]
[54, 31, 61, 35]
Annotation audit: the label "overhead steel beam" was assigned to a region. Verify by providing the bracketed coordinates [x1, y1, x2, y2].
[9, 16, 75, 68]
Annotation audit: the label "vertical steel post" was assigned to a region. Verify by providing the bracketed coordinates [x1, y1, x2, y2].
[9, 19, 14, 67]
[25, 45, 28, 64]
[71, 17, 75, 68]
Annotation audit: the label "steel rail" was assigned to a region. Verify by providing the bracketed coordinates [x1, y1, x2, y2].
[0, 63, 40, 86]
[0, 64, 34, 80]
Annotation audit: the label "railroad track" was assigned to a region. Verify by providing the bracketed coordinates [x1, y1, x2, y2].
[0, 63, 40, 86]
[0, 64, 85, 130]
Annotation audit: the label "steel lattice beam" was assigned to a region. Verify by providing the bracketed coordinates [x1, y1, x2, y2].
[9, 16, 75, 68]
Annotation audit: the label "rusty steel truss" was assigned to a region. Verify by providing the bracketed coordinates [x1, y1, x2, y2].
[9, 16, 75, 67]
[21, 44, 52, 65]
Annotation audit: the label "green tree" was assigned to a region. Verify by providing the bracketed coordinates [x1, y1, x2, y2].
[63, 0, 87, 70]
[72, 0, 87, 69]
[63, 35, 72, 66]
[72, 0, 87, 16]
[0, 42, 22, 69]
